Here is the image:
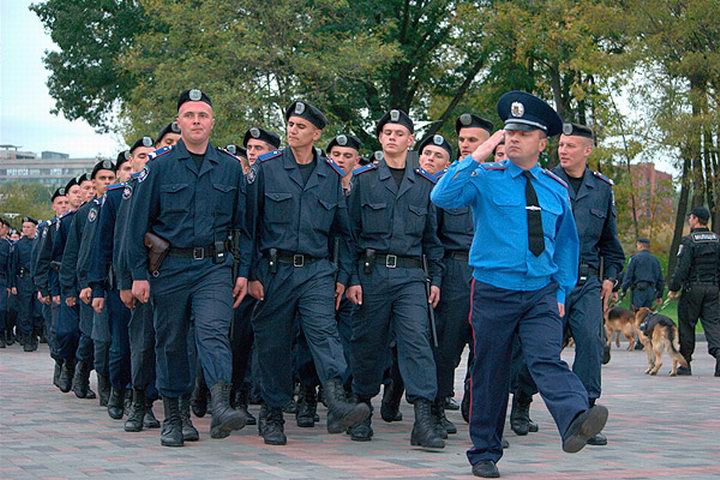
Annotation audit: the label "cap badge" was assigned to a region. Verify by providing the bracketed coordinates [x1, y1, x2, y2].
[226, 145, 237, 155]
[433, 134, 444, 145]
[390, 110, 400, 122]
[562, 123, 573, 135]
[189, 89, 202, 101]
[460, 113, 472, 126]
[142, 137, 153, 147]
[295, 102, 305, 115]
[511, 102, 525, 118]
[337, 135, 348, 146]
[250, 127, 260, 138]
[171, 122, 180, 133]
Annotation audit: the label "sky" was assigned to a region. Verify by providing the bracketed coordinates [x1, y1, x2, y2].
[0, 0, 121, 158]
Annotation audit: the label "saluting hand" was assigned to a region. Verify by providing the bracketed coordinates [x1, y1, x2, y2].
[346, 285, 363, 305]
[233, 277, 248, 308]
[132, 280, 150, 304]
[471, 129, 506, 163]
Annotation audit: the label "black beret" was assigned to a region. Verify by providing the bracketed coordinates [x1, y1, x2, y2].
[690, 206, 711, 222]
[562, 122, 594, 139]
[177, 89, 212, 111]
[243, 127, 281, 149]
[497, 90, 563, 137]
[77, 173, 90, 184]
[156, 122, 181, 142]
[417, 134, 452, 159]
[130, 136, 155, 153]
[91, 159, 116, 179]
[116, 150, 131, 169]
[636, 237, 650, 245]
[455, 113, 494, 134]
[22, 216, 38, 225]
[51, 187, 66, 201]
[225, 144, 247, 158]
[327, 134, 362, 154]
[376, 109, 414, 135]
[64, 176, 78, 192]
[285, 100, 327, 129]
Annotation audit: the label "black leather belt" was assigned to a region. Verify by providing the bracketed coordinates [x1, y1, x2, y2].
[275, 251, 323, 267]
[444, 251, 469, 261]
[366, 253, 422, 269]
[169, 244, 219, 260]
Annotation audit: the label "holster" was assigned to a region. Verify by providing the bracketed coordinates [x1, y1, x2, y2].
[144, 231, 170, 277]
[364, 249, 375, 274]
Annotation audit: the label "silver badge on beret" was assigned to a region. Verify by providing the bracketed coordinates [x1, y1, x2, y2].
[295, 102, 306, 115]
[226, 145, 237, 155]
[510, 102, 525, 118]
[250, 127, 260, 138]
[562, 123, 573, 135]
[59, 188, 66, 195]
[433, 134, 444, 145]
[337, 135, 348, 146]
[123, 151, 131, 160]
[142, 136, 153, 147]
[102, 160, 112, 169]
[460, 113, 472, 126]
[390, 110, 400, 122]
[171, 122, 180, 133]
[189, 89, 202, 101]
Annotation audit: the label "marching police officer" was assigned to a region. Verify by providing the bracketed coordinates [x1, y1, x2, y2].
[9, 217, 42, 351]
[432, 91, 607, 478]
[668, 206, 720, 376]
[127, 89, 251, 447]
[0, 218, 11, 349]
[621, 237, 664, 309]
[244, 127, 281, 167]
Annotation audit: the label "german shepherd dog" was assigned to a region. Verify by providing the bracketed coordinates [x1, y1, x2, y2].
[634, 307, 689, 376]
[604, 306, 636, 351]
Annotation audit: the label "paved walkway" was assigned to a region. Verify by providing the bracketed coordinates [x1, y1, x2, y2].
[1, 343, 719, 479]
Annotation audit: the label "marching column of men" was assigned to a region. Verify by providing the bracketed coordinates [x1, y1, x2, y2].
[10, 86, 720, 478]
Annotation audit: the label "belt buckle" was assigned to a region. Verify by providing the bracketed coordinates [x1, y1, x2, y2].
[193, 247, 205, 260]
[385, 254, 397, 269]
[293, 254, 305, 268]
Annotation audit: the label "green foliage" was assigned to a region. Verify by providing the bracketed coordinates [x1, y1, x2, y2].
[0, 183, 56, 225]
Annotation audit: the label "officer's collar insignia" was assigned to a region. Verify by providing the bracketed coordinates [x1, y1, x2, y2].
[142, 136, 153, 147]
[337, 134, 347, 146]
[433, 134, 444, 145]
[250, 127, 260, 138]
[189, 89, 202, 101]
[122, 185, 133, 200]
[563, 123, 573, 135]
[137, 167, 149, 183]
[326, 158, 345, 177]
[390, 110, 400, 122]
[416, 167, 437, 184]
[511, 102, 524, 118]
[295, 102, 306, 115]
[352, 163, 377, 176]
[460, 113, 472, 126]
[87, 208, 98, 223]
[226, 145, 237, 155]
[259, 149, 282, 163]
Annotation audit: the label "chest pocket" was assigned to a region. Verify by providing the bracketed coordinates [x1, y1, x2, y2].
[585, 208, 606, 237]
[406, 204, 428, 235]
[361, 202, 389, 234]
[314, 197, 337, 233]
[541, 202, 563, 240]
[443, 207, 473, 234]
[160, 183, 192, 214]
[265, 192, 294, 224]
[213, 183, 237, 223]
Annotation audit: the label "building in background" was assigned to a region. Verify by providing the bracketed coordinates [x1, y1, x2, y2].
[0, 144, 104, 186]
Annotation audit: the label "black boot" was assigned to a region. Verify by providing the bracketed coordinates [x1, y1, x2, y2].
[107, 387, 126, 420]
[160, 397, 184, 447]
[324, 378, 370, 434]
[52, 359, 64, 390]
[58, 359, 75, 393]
[411, 398, 445, 449]
[261, 405, 287, 445]
[435, 398, 457, 435]
[144, 400, 161, 429]
[96, 373, 111, 407]
[444, 396, 460, 411]
[209, 381, 247, 439]
[349, 398, 373, 441]
[430, 399, 448, 440]
[296, 385, 318, 428]
[234, 383, 256, 426]
[0, 335, 5, 348]
[714, 356, 720, 377]
[191, 372, 209, 417]
[676, 363, 692, 376]
[510, 395, 530, 436]
[124, 388, 147, 432]
[72, 361, 96, 399]
[123, 390, 132, 416]
[179, 394, 199, 441]
[461, 379, 470, 423]
[380, 380, 404, 422]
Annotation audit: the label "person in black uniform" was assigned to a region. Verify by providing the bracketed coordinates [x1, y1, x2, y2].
[9, 217, 42, 351]
[621, 238, 664, 309]
[668, 206, 720, 376]
[0, 218, 12, 348]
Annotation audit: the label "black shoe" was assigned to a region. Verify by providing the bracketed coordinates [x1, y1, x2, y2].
[411, 399, 445, 449]
[634, 340, 644, 351]
[562, 405, 609, 453]
[461, 379, 470, 423]
[324, 379, 370, 434]
[5, 331, 15, 346]
[282, 398, 297, 415]
[528, 418, 539, 433]
[160, 397, 184, 447]
[602, 344, 611, 365]
[232, 384, 257, 426]
[510, 395, 530, 436]
[444, 396, 460, 411]
[587, 432, 608, 446]
[123, 389, 132, 416]
[0, 336, 5, 349]
[296, 385, 317, 428]
[472, 460, 500, 478]
[209, 381, 247, 439]
[107, 387, 126, 420]
[349, 400, 373, 442]
[502, 437, 509, 449]
[191, 373, 209, 417]
[380, 380, 404, 423]
[715, 358, 720, 377]
[39, 334, 48, 344]
[676, 365, 692, 376]
[143, 402, 161, 429]
[72, 361, 93, 398]
[124, 389, 147, 432]
[261, 405, 287, 445]
[96, 373, 111, 407]
[179, 394, 199, 441]
[58, 359, 75, 393]
[52, 359, 64, 389]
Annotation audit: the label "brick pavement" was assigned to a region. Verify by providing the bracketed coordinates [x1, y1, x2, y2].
[1, 343, 719, 479]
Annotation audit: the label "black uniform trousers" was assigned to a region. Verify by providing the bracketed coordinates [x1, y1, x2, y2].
[678, 283, 720, 362]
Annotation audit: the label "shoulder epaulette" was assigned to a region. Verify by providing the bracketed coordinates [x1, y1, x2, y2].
[217, 146, 238, 159]
[542, 169, 569, 189]
[259, 150, 282, 163]
[479, 162, 508, 171]
[149, 145, 173, 161]
[592, 171, 614, 186]
[325, 158, 345, 177]
[106, 182, 126, 192]
[352, 163, 378, 176]
[416, 167, 437, 184]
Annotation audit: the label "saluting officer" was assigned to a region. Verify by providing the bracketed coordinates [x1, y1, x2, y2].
[10, 217, 43, 351]
[127, 89, 251, 447]
[668, 206, 720, 376]
[432, 91, 608, 478]
[345, 109, 445, 449]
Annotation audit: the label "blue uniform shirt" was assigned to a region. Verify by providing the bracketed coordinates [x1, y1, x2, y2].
[431, 156, 579, 304]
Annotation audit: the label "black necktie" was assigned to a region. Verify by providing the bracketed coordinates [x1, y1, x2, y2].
[522, 171, 545, 256]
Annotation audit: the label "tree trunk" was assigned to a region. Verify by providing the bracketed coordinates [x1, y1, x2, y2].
[668, 149, 692, 278]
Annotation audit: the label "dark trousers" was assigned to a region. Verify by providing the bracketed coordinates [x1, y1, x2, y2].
[92, 307, 111, 376]
[230, 296, 255, 391]
[467, 280, 588, 466]
[631, 286, 656, 309]
[433, 257, 472, 399]
[252, 259, 347, 408]
[678, 284, 720, 362]
[56, 296, 80, 361]
[47, 303, 61, 360]
[0, 279, 6, 333]
[129, 301, 158, 399]
[15, 276, 43, 338]
[351, 265, 437, 402]
[108, 289, 131, 389]
[75, 302, 94, 364]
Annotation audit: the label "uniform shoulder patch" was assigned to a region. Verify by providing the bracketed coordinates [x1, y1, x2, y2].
[122, 184, 134, 200]
[325, 158, 345, 177]
[592, 171, 614, 186]
[135, 167, 149, 183]
[106, 182, 126, 192]
[259, 150, 282, 163]
[542, 169, 569, 189]
[149, 145, 173, 161]
[416, 167, 437, 184]
[352, 163, 377, 176]
[479, 162, 508, 171]
[87, 207, 98, 223]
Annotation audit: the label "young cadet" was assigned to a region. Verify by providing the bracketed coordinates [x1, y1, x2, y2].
[345, 109, 445, 449]
[243, 127, 282, 167]
[0, 219, 12, 349]
[9, 217, 42, 351]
